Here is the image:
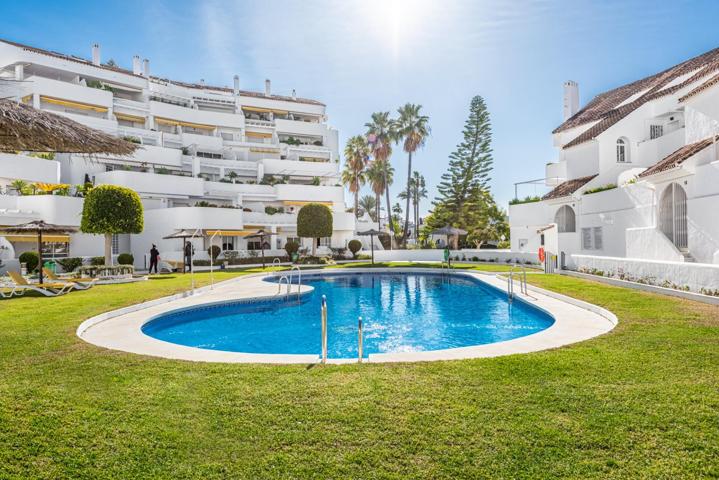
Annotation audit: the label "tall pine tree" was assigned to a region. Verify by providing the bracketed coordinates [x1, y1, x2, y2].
[424, 96, 505, 244]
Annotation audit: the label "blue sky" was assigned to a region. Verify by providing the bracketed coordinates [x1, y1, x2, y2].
[3, 0, 719, 214]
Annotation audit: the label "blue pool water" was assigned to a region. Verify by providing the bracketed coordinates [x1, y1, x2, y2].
[142, 272, 554, 358]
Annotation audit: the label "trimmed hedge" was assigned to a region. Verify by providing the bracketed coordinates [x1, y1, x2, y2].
[348, 239, 362, 258]
[117, 253, 134, 265]
[81, 185, 144, 235]
[297, 203, 332, 239]
[56, 257, 83, 273]
[78, 265, 134, 277]
[19, 251, 39, 272]
[193, 256, 289, 267]
[284, 240, 300, 257]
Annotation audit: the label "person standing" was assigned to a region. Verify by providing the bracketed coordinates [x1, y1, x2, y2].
[184, 241, 194, 273]
[149, 244, 160, 274]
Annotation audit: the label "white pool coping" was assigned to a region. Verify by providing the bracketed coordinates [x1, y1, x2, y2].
[77, 268, 618, 364]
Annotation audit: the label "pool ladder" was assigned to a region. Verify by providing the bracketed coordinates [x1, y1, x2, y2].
[507, 264, 528, 303]
[319, 296, 364, 364]
[276, 266, 302, 299]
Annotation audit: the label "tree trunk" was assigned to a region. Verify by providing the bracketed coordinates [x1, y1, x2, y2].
[354, 191, 359, 218]
[413, 194, 418, 243]
[402, 151, 412, 247]
[104, 233, 113, 266]
[375, 192, 381, 231]
[383, 169, 394, 250]
[312, 238, 317, 257]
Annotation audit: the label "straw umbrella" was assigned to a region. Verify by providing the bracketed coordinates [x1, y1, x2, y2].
[432, 225, 468, 250]
[0, 220, 78, 284]
[357, 229, 384, 265]
[0, 99, 138, 154]
[244, 229, 269, 269]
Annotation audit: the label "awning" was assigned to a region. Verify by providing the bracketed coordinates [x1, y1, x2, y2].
[40, 96, 108, 113]
[250, 147, 280, 153]
[155, 117, 215, 130]
[245, 131, 273, 139]
[242, 106, 288, 115]
[282, 201, 333, 207]
[115, 112, 146, 123]
[298, 156, 329, 162]
[205, 229, 258, 237]
[1, 234, 71, 242]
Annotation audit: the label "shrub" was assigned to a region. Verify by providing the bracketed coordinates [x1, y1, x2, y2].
[356, 254, 371, 260]
[265, 206, 280, 215]
[90, 256, 106, 266]
[348, 239, 362, 258]
[117, 253, 134, 265]
[584, 184, 617, 195]
[208, 245, 221, 262]
[297, 203, 332, 256]
[56, 257, 83, 273]
[78, 264, 133, 277]
[284, 240, 300, 258]
[509, 196, 541, 205]
[19, 251, 39, 272]
[80, 185, 143, 265]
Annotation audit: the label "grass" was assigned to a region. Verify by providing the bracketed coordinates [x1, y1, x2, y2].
[1, 268, 718, 478]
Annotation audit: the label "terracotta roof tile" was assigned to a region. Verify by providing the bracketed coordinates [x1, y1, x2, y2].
[555, 47, 719, 149]
[638, 136, 717, 178]
[542, 174, 597, 200]
[678, 72, 719, 102]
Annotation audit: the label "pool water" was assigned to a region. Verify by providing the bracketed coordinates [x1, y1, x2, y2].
[142, 272, 554, 359]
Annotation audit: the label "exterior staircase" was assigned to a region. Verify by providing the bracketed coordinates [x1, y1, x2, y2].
[680, 250, 696, 263]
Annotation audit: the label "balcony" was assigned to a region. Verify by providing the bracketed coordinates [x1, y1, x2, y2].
[27, 75, 113, 113]
[636, 127, 685, 167]
[0, 153, 60, 183]
[243, 211, 296, 226]
[261, 158, 338, 177]
[94, 170, 204, 197]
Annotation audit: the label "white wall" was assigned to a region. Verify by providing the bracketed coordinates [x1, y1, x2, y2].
[0, 153, 60, 184]
[372, 249, 538, 264]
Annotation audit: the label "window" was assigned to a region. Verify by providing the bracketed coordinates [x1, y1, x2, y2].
[319, 237, 331, 247]
[111, 234, 120, 255]
[616, 138, 629, 163]
[581, 227, 603, 250]
[650, 124, 664, 140]
[518, 239, 528, 251]
[659, 182, 688, 249]
[554, 205, 576, 233]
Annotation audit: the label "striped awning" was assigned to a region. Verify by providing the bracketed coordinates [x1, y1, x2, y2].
[205, 229, 258, 237]
[245, 131, 273, 139]
[40, 96, 108, 113]
[1, 234, 71, 242]
[242, 106, 288, 115]
[282, 201, 332, 207]
[155, 117, 215, 130]
[115, 112, 145, 123]
[249, 147, 280, 153]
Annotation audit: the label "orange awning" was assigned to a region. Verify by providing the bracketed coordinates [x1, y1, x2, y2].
[40, 96, 108, 113]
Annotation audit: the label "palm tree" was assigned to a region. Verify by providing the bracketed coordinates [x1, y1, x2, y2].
[358, 194, 377, 221]
[394, 103, 430, 246]
[342, 135, 370, 217]
[366, 158, 393, 231]
[341, 161, 366, 217]
[10, 179, 28, 196]
[398, 171, 428, 242]
[365, 112, 396, 244]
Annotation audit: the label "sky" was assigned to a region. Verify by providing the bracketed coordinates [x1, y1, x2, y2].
[3, 0, 719, 215]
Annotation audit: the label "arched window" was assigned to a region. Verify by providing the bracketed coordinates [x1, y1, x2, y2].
[659, 183, 688, 250]
[616, 138, 629, 163]
[554, 205, 576, 233]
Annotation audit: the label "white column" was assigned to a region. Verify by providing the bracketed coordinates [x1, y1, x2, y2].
[14, 64, 23, 81]
[192, 156, 201, 177]
[270, 225, 278, 250]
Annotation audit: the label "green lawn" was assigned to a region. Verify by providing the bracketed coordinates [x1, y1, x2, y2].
[1, 269, 718, 479]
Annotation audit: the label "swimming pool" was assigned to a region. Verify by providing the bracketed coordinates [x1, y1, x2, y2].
[142, 272, 555, 359]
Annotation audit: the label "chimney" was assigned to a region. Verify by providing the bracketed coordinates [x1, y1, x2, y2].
[264, 79, 271, 96]
[132, 55, 142, 75]
[199, 78, 205, 87]
[142, 58, 150, 77]
[14, 64, 24, 81]
[92, 43, 101, 66]
[563, 80, 579, 121]
[233, 75, 240, 96]
[291, 89, 296, 100]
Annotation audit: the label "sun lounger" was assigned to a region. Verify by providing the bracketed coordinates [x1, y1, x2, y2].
[3, 271, 76, 297]
[42, 268, 97, 290]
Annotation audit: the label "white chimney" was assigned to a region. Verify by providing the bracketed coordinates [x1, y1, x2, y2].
[14, 64, 24, 81]
[291, 89, 296, 100]
[142, 59, 150, 77]
[264, 79, 271, 96]
[233, 75, 240, 96]
[92, 43, 101, 66]
[563, 80, 579, 121]
[132, 55, 142, 75]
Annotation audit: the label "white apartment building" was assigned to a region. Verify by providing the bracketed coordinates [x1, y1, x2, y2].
[0, 39, 357, 270]
[510, 48, 719, 292]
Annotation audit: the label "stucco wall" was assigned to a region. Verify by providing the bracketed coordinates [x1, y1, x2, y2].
[372, 249, 538, 264]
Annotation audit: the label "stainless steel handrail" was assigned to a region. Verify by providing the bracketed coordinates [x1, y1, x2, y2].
[321, 295, 328, 364]
[277, 275, 290, 296]
[272, 257, 281, 268]
[290, 265, 302, 296]
[358, 316, 363, 363]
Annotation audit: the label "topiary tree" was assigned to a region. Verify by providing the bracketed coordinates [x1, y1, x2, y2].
[284, 240, 300, 259]
[297, 203, 332, 256]
[208, 245, 221, 262]
[19, 251, 39, 272]
[348, 239, 362, 259]
[80, 185, 143, 266]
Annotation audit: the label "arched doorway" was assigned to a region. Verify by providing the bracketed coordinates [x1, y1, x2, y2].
[554, 205, 576, 233]
[659, 183, 688, 250]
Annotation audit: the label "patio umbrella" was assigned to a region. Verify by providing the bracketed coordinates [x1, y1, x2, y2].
[357, 229, 384, 265]
[244, 229, 269, 269]
[0, 220, 78, 284]
[0, 98, 139, 154]
[163, 229, 201, 274]
[431, 225, 468, 250]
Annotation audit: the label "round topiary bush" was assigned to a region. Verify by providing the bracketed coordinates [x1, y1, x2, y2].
[90, 256, 105, 266]
[117, 253, 134, 265]
[348, 239, 362, 258]
[284, 240, 300, 258]
[297, 203, 333, 256]
[208, 245, 221, 262]
[19, 251, 39, 272]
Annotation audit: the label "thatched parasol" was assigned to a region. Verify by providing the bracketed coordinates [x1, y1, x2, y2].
[244, 229, 270, 269]
[432, 225, 467, 250]
[357, 229, 385, 265]
[0, 99, 139, 155]
[0, 220, 78, 284]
